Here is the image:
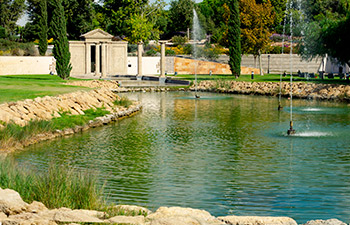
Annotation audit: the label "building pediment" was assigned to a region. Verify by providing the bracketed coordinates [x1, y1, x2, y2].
[81, 29, 114, 41]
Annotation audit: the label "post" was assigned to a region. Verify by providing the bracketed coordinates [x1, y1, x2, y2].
[159, 41, 167, 84]
[268, 55, 270, 74]
[258, 50, 263, 76]
[137, 42, 143, 80]
[251, 71, 254, 79]
[95, 42, 100, 77]
[101, 43, 107, 78]
[85, 42, 91, 75]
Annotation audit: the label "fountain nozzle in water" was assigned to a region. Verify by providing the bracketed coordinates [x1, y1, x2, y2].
[278, 102, 283, 111]
[287, 121, 296, 135]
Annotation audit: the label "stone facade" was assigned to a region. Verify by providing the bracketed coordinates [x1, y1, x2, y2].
[69, 29, 128, 78]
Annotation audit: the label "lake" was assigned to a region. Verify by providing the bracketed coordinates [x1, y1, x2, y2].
[10, 92, 350, 224]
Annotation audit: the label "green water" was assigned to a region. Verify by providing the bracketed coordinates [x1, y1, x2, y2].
[11, 92, 350, 223]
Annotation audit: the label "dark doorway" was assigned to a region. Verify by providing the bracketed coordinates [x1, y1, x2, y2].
[91, 45, 96, 73]
[100, 45, 102, 74]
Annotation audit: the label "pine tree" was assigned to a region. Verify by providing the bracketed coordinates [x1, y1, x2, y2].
[228, 0, 241, 78]
[38, 0, 48, 56]
[50, 0, 72, 80]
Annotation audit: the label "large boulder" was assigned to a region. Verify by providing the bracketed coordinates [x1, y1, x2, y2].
[146, 207, 223, 225]
[303, 219, 347, 225]
[37, 208, 105, 223]
[108, 215, 145, 224]
[0, 188, 29, 215]
[217, 216, 298, 225]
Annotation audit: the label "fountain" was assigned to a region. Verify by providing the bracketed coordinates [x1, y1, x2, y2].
[192, 9, 201, 99]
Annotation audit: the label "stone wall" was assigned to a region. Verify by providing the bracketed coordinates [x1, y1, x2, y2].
[194, 80, 350, 101]
[0, 88, 125, 127]
[0, 56, 56, 75]
[217, 54, 322, 74]
[174, 57, 261, 75]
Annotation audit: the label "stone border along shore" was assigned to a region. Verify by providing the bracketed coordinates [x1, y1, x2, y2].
[0, 187, 347, 225]
[0, 86, 141, 152]
[191, 80, 350, 102]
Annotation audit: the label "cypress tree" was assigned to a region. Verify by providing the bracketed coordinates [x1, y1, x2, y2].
[228, 0, 241, 78]
[38, 0, 48, 56]
[50, 0, 72, 80]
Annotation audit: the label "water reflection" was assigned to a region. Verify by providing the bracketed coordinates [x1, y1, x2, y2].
[10, 92, 350, 224]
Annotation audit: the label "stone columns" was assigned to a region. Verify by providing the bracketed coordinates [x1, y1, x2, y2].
[101, 43, 107, 78]
[137, 42, 143, 80]
[95, 43, 101, 76]
[159, 41, 167, 84]
[85, 43, 91, 75]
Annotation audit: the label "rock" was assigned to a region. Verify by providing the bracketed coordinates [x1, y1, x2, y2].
[114, 205, 152, 216]
[147, 207, 222, 225]
[108, 215, 145, 224]
[26, 201, 48, 213]
[38, 208, 105, 223]
[217, 216, 298, 225]
[303, 219, 347, 225]
[0, 188, 29, 215]
[0, 211, 7, 220]
[2, 218, 58, 225]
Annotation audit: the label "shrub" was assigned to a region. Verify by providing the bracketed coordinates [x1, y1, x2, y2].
[0, 158, 105, 210]
[0, 26, 6, 39]
[171, 35, 188, 46]
[114, 96, 133, 108]
[166, 49, 176, 56]
[145, 48, 158, 56]
[128, 44, 138, 53]
[0, 39, 37, 56]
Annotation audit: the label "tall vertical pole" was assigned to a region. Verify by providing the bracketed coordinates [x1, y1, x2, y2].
[137, 42, 143, 80]
[159, 41, 167, 84]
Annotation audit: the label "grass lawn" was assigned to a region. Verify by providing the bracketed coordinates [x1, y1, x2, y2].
[172, 73, 350, 85]
[0, 75, 91, 103]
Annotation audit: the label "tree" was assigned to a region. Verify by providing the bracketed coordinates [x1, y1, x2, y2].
[240, 0, 275, 56]
[38, 0, 48, 56]
[227, 0, 241, 78]
[126, 14, 154, 43]
[321, 14, 350, 67]
[300, 1, 350, 65]
[0, 0, 26, 37]
[50, 0, 72, 80]
[101, 0, 148, 35]
[101, 0, 164, 41]
[168, 0, 195, 33]
[62, 0, 95, 40]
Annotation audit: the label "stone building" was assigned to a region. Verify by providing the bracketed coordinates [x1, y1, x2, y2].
[69, 29, 128, 78]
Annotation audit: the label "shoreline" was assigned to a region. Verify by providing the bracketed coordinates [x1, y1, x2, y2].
[0, 85, 142, 153]
[0, 187, 347, 225]
[191, 80, 350, 102]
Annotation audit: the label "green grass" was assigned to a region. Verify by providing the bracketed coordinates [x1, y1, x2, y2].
[0, 75, 91, 103]
[0, 108, 110, 148]
[0, 159, 105, 210]
[0, 158, 150, 216]
[172, 73, 350, 85]
[113, 96, 133, 108]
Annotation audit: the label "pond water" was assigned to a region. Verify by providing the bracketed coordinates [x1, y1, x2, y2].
[10, 92, 350, 224]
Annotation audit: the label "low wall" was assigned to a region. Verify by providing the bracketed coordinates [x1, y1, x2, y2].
[194, 80, 350, 101]
[217, 54, 322, 74]
[0, 56, 56, 75]
[127, 56, 175, 75]
[174, 57, 261, 75]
